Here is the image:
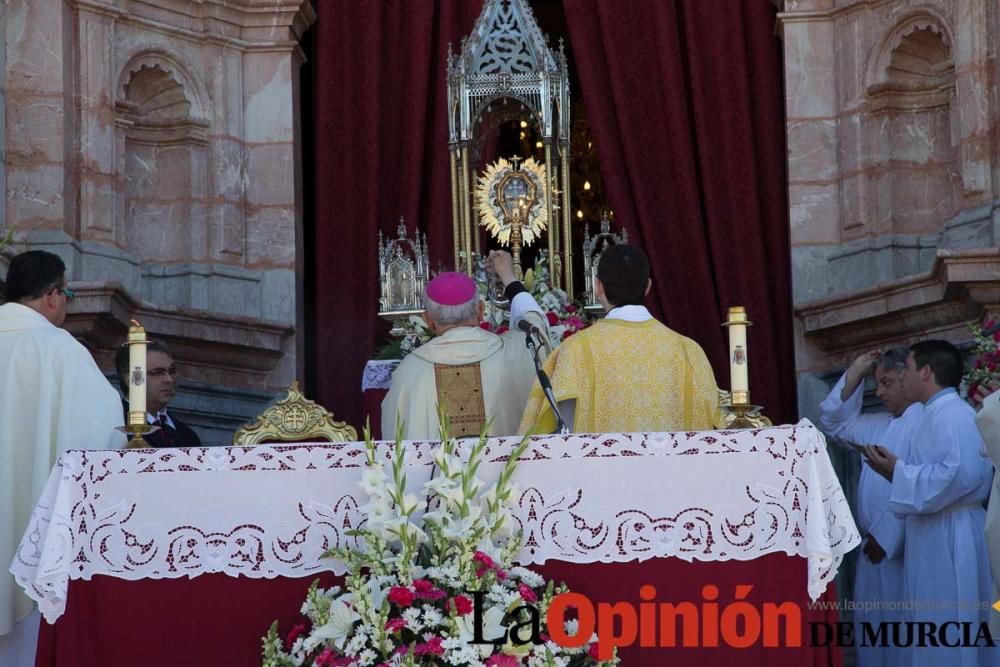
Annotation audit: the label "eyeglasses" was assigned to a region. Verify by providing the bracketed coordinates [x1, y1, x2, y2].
[147, 367, 178, 378]
[58, 287, 76, 303]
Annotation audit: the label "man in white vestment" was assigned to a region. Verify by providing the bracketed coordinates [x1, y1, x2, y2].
[382, 250, 547, 440]
[974, 382, 1000, 637]
[0, 251, 123, 666]
[819, 348, 920, 667]
[865, 340, 997, 667]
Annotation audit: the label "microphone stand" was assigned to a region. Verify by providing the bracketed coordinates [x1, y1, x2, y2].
[523, 327, 569, 435]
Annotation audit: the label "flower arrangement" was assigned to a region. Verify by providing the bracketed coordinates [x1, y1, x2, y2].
[261, 420, 616, 667]
[964, 318, 1000, 409]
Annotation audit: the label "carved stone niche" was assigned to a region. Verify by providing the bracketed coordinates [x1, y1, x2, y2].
[796, 248, 1000, 362]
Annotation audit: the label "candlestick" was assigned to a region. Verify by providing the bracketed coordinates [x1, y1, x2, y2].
[723, 306, 752, 404]
[720, 306, 762, 429]
[119, 320, 158, 448]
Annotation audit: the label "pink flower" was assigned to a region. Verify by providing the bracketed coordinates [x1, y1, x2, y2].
[518, 583, 538, 603]
[384, 617, 407, 633]
[495, 569, 508, 581]
[485, 656, 521, 667]
[546, 311, 560, 326]
[285, 622, 308, 650]
[473, 551, 495, 569]
[415, 637, 445, 656]
[451, 595, 473, 615]
[388, 586, 415, 607]
[314, 648, 337, 667]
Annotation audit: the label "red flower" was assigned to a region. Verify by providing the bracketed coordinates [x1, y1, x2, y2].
[388, 586, 415, 607]
[415, 637, 445, 656]
[518, 582, 538, 603]
[562, 329, 576, 340]
[485, 656, 520, 667]
[314, 648, 337, 667]
[496, 325, 509, 335]
[412, 579, 434, 594]
[994, 331, 1000, 342]
[479, 321, 492, 330]
[285, 622, 308, 650]
[451, 595, 473, 615]
[472, 551, 495, 569]
[565, 304, 577, 313]
[384, 617, 407, 633]
[588, 643, 602, 660]
[546, 311, 560, 326]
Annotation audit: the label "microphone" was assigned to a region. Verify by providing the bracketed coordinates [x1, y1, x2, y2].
[517, 318, 541, 337]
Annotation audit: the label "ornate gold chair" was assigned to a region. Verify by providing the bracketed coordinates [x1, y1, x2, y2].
[233, 381, 358, 445]
[717, 389, 772, 429]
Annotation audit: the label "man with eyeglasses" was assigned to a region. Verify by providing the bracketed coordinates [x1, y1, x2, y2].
[0, 250, 123, 664]
[114, 340, 202, 448]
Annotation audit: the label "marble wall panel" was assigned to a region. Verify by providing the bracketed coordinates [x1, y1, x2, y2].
[246, 206, 296, 269]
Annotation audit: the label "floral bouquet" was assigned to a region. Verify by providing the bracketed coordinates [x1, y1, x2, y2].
[262, 420, 617, 667]
[964, 318, 1000, 409]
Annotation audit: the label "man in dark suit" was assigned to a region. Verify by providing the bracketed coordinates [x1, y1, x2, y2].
[115, 340, 202, 447]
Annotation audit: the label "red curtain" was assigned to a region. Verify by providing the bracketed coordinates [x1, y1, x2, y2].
[311, 0, 796, 427]
[562, 0, 797, 423]
[310, 1, 483, 428]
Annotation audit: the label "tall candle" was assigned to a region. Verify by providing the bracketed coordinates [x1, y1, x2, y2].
[127, 321, 147, 427]
[726, 306, 750, 402]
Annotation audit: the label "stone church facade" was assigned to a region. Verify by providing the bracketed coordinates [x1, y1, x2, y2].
[0, 0, 314, 442]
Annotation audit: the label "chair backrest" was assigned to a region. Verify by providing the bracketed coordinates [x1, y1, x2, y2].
[233, 381, 358, 445]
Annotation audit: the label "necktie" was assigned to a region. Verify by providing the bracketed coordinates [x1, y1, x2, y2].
[157, 414, 172, 446]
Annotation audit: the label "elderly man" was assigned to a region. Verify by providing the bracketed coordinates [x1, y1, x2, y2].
[0, 251, 123, 664]
[115, 340, 202, 447]
[865, 340, 996, 667]
[819, 348, 921, 667]
[382, 250, 547, 440]
[520, 244, 718, 434]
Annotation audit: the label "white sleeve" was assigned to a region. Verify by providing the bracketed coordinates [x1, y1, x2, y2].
[819, 372, 890, 445]
[509, 291, 547, 334]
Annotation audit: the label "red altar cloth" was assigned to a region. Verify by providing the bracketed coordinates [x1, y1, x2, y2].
[35, 555, 841, 667]
[362, 388, 388, 440]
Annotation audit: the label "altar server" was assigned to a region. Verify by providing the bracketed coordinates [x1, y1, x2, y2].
[865, 340, 997, 667]
[519, 244, 718, 434]
[382, 250, 547, 440]
[819, 348, 921, 667]
[0, 251, 123, 662]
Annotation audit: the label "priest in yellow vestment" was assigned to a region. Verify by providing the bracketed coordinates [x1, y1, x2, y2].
[520, 244, 719, 434]
[381, 251, 548, 440]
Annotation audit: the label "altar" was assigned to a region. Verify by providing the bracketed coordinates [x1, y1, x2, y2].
[13, 422, 856, 666]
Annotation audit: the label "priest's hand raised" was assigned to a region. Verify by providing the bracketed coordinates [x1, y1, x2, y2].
[485, 250, 517, 288]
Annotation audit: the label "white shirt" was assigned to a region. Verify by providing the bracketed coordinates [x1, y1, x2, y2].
[147, 410, 175, 430]
[604, 305, 653, 322]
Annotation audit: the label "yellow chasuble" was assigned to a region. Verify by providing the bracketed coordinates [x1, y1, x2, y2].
[519, 318, 719, 434]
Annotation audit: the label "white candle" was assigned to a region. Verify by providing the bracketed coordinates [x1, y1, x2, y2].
[127, 321, 147, 426]
[727, 307, 750, 400]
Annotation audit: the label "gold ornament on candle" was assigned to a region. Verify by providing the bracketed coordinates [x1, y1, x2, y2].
[720, 306, 763, 429]
[117, 320, 160, 448]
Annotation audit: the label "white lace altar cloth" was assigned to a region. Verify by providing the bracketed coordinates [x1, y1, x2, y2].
[12, 420, 858, 623]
